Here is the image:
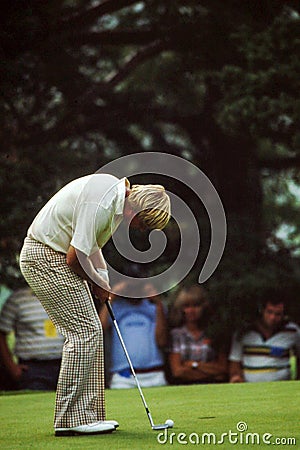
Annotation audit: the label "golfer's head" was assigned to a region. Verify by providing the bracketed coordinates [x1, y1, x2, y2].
[125, 184, 171, 231]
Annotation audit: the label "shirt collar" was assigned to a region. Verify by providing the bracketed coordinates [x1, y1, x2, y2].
[115, 177, 130, 215]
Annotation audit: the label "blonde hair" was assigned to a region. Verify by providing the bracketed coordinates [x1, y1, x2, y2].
[169, 285, 209, 328]
[128, 184, 171, 230]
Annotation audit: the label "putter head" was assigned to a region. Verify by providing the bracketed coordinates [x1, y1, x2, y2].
[152, 424, 171, 430]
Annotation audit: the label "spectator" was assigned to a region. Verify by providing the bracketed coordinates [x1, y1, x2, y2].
[0, 284, 14, 390]
[0, 284, 11, 312]
[168, 285, 227, 384]
[229, 298, 300, 382]
[100, 279, 168, 388]
[0, 287, 64, 390]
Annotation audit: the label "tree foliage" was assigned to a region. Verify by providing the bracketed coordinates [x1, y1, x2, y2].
[1, 1, 300, 322]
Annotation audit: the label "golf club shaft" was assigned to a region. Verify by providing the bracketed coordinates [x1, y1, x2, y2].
[105, 299, 155, 428]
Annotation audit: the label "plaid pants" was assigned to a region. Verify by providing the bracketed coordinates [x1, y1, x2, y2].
[20, 237, 105, 428]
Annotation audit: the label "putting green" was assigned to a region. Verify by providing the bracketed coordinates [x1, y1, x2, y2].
[1, 381, 299, 449]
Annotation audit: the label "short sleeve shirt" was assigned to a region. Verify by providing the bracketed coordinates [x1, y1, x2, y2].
[229, 322, 300, 381]
[28, 174, 128, 256]
[0, 288, 64, 360]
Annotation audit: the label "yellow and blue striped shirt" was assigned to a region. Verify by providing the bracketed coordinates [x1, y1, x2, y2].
[229, 323, 300, 382]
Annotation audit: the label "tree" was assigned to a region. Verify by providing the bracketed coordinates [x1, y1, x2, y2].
[1, 1, 300, 324]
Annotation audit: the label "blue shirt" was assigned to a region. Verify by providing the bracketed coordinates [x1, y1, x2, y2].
[110, 298, 165, 372]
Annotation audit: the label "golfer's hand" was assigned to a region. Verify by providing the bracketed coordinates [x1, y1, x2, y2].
[92, 284, 111, 304]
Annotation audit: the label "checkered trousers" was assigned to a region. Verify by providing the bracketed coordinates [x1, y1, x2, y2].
[20, 237, 105, 428]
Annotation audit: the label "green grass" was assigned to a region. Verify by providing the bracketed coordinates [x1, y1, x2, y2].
[1, 382, 299, 449]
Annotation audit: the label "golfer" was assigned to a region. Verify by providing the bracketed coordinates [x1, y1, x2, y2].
[19, 173, 170, 436]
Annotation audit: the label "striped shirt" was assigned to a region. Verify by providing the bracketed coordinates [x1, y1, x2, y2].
[229, 322, 300, 382]
[0, 288, 64, 360]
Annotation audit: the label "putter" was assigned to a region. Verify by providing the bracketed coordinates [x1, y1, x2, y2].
[105, 299, 174, 431]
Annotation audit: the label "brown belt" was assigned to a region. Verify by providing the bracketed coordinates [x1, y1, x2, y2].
[135, 365, 164, 374]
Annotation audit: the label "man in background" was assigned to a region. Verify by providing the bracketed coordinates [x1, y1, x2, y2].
[100, 277, 168, 388]
[0, 287, 64, 390]
[229, 298, 300, 382]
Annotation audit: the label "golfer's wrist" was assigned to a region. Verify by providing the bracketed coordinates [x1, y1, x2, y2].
[92, 282, 110, 297]
[96, 268, 109, 284]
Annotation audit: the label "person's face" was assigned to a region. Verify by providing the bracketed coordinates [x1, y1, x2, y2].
[123, 204, 147, 231]
[183, 300, 203, 323]
[262, 302, 284, 330]
[129, 215, 147, 231]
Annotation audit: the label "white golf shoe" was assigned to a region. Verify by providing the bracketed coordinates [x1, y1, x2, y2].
[55, 421, 116, 436]
[103, 420, 119, 428]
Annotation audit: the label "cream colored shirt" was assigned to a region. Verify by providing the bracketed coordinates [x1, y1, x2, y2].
[28, 174, 128, 256]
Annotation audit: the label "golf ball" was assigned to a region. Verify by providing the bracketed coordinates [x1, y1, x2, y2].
[165, 419, 174, 428]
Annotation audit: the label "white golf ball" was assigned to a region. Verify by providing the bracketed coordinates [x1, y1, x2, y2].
[165, 419, 174, 428]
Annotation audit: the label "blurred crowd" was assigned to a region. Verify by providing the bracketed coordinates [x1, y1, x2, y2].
[1, 277, 299, 391]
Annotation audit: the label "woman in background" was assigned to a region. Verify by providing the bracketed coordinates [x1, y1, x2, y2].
[168, 285, 228, 384]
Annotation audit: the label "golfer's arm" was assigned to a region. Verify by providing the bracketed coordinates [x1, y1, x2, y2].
[99, 303, 111, 330]
[66, 246, 90, 281]
[66, 246, 109, 289]
[89, 249, 107, 270]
